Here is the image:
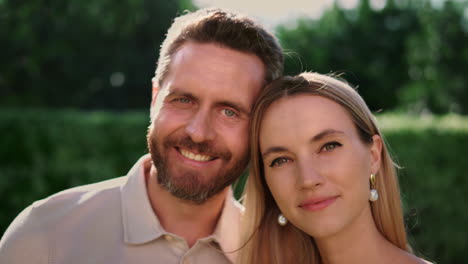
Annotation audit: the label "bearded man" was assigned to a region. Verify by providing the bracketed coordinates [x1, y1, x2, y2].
[0, 8, 283, 264]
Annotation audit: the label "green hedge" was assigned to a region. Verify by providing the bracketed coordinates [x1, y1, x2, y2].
[1, 109, 467, 263]
[0, 109, 149, 235]
[378, 114, 468, 263]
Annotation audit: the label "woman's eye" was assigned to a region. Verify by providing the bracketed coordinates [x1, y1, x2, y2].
[269, 157, 290, 167]
[321, 142, 342, 152]
[223, 109, 237, 117]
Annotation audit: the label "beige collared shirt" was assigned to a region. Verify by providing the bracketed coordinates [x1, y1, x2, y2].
[0, 155, 242, 264]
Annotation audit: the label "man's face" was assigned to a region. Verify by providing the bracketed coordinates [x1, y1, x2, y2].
[148, 41, 265, 204]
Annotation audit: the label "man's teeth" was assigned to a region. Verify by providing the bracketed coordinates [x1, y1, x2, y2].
[180, 149, 213, 162]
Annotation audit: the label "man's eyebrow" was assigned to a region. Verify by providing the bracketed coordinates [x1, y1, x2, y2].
[262, 146, 289, 159]
[310, 129, 345, 143]
[166, 90, 196, 100]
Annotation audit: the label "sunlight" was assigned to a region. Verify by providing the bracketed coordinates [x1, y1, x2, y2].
[194, 0, 336, 28]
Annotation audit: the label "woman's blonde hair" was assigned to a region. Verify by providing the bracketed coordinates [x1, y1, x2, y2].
[238, 72, 408, 264]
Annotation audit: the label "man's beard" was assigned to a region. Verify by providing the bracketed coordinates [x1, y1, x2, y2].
[147, 131, 249, 204]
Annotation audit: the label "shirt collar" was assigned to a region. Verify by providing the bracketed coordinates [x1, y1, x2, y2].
[121, 154, 164, 244]
[210, 188, 243, 263]
[120, 154, 244, 258]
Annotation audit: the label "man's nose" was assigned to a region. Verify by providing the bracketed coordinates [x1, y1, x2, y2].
[296, 159, 325, 190]
[185, 109, 216, 143]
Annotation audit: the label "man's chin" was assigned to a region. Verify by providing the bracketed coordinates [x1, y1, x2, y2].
[161, 182, 220, 204]
[157, 171, 222, 202]
[150, 149, 247, 203]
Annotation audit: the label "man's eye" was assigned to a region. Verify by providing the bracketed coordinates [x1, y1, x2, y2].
[176, 98, 191, 104]
[223, 109, 237, 117]
[321, 142, 342, 152]
[269, 157, 290, 167]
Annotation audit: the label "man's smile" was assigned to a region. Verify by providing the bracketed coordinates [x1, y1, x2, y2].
[177, 147, 217, 162]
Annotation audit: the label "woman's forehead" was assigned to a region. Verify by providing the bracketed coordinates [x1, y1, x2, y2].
[259, 95, 357, 146]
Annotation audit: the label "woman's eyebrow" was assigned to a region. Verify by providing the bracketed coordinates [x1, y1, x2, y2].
[262, 129, 345, 158]
[262, 146, 288, 159]
[309, 129, 345, 143]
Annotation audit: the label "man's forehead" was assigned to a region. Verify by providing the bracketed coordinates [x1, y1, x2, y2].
[170, 42, 265, 79]
[163, 42, 264, 92]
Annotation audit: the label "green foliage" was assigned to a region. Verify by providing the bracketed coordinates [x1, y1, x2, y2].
[401, 1, 468, 114]
[1, 110, 467, 264]
[0, 109, 149, 237]
[0, 0, 186, 109]
[277, 0, 468, 114]
[3, 0, 468, 115]
[377, 114, 468, 263]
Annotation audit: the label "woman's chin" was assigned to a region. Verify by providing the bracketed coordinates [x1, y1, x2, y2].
[293, 221, 341, 240]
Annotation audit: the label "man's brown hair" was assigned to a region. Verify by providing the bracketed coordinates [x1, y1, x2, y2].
[154, 8, 284, 86]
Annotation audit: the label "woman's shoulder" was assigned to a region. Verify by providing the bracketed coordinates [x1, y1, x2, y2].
[420, 259, 434, 264]
[403, 251, 433, 264]
[390, 246, 434, 264]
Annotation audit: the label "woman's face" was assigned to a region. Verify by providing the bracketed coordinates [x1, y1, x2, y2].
[259, 94, 382, 239]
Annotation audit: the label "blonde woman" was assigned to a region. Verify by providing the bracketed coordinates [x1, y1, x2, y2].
[238, 73, 432, 264]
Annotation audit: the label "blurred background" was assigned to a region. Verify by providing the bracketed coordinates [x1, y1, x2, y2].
[1, 0, 467, 262]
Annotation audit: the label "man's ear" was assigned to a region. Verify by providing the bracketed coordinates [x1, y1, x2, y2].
[370, 134, 383, 174]
[151, 77, 159, 108]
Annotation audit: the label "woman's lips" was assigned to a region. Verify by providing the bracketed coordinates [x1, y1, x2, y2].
[299, 196, 338, 211]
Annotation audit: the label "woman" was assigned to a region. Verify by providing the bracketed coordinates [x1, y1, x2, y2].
[238, 72, 431, 264]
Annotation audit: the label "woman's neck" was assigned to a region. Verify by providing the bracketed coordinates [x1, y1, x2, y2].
[315, 205, 396, 264]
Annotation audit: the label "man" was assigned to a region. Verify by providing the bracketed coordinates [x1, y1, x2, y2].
[0, 8, 283, 264]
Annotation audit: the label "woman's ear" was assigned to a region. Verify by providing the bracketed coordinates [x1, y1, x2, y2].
[370, 134, 383, 174]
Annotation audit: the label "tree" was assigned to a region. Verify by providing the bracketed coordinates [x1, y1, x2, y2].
[0, 0, 194, 110]
[277, 0, 468, 114]
[402, 0, 468, 114]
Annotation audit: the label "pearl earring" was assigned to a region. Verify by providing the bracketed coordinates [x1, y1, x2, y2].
[278, 214, 288, 226]
[369, 173, 379, 202]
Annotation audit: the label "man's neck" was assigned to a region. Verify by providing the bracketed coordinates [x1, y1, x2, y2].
[145, 164, 228, 248]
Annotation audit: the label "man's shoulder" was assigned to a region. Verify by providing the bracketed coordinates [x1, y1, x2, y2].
[0, 176, 129, 262]
[47, 176, 127, 201]
[32, 176, 127, 214]
[7, 176, 127, 228]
